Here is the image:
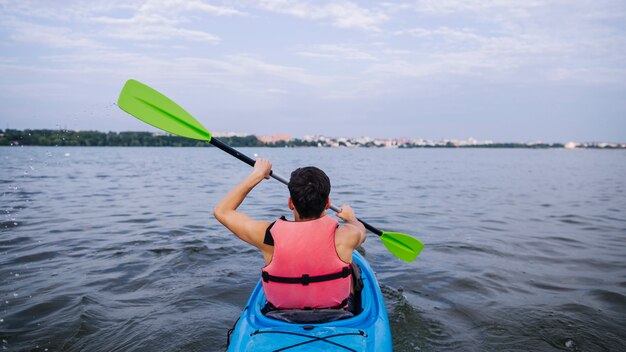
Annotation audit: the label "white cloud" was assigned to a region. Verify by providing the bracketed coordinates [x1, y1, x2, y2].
[385, 0, 545, 15]
[5, 20, 107, 50]
[2, 49, 330, 95]
[1, 0, 624, 113]
[223, 54, 330, 86]
[95, 20, 221, 42]
[256, 0, 388, 31]
[0, 0, 140, 21]
[90, 0, 245, 43]
[1, 0, 244, 44]
[385, 0, 626, 86]
[0, 0, 244, 20]
[264, 88, 288, 94]
[395, 27, 483, 43]
[138, 0, 245, 16]
[295, 44, 378, 61]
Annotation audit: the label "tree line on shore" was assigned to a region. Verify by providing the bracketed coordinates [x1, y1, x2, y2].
[0, 129, 316, 147]
[0, 129, 621, 149]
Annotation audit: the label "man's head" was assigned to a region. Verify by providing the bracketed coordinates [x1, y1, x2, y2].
[288, 166, 331, 219]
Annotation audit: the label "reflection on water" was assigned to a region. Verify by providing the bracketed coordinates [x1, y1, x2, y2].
[1, 147, 625, 351]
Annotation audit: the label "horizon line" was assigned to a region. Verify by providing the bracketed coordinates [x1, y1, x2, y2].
[1, 128, 625, 145]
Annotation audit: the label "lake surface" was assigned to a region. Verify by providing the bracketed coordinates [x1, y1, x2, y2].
[1, 146, 625, 351]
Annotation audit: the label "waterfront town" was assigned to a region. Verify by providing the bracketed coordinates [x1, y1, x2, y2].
[1, 129, 624, 149]
[220, 132, 626, 149]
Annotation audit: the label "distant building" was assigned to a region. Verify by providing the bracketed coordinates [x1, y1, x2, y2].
[257, 134, 293, 143]
[564, 142, 577, 149]
[213, 131, 250, 137]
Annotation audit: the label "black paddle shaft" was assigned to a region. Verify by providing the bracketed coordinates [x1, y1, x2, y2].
[209, 137, 256, 167]
[209, 137, 384, 237]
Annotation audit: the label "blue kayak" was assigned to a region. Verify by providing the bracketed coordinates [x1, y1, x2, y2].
[226, 251, 392, 351]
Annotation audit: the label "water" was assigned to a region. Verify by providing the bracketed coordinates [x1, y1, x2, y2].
[1, 147, 625, 351]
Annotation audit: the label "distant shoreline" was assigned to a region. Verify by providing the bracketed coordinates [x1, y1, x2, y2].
[1, 129, 624, 149]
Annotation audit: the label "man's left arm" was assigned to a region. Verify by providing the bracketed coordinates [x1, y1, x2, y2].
[335, 204, 367, 249]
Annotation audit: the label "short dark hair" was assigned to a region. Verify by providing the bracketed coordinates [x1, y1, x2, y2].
[288, 167, 331, 219]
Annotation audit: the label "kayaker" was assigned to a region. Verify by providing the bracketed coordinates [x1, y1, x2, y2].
[213, 158, 366, 311]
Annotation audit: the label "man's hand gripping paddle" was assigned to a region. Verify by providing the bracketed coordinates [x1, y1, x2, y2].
[117, 79, 424, 261]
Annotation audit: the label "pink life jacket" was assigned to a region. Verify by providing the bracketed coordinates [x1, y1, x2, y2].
[261, 215, 352, 310]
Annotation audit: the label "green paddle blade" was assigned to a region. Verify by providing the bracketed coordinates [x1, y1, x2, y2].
[117, 79, 211, 141]
[380, 231, 424, 262]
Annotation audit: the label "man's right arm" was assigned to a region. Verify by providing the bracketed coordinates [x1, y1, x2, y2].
[213, 159, 272, 250]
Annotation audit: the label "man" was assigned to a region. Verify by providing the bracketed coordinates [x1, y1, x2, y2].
[213, 158, 366, 310]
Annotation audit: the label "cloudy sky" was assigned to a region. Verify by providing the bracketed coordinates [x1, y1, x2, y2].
[1, 0, 625, 142]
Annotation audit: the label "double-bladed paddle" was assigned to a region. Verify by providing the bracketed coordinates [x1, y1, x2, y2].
[117, 79, 424, 262]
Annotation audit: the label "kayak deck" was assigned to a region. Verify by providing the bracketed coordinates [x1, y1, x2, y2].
[226, 252, 392, 351]
[244, 326, 368, 351]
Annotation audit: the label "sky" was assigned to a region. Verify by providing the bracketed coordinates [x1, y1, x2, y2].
[0, 0, 625, 142]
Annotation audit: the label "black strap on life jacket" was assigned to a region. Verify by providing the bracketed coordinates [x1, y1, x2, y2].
[262, 266, 351, 286]
[263, 216, 287, 246]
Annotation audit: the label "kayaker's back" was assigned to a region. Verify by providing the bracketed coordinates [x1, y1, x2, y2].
[262, 215, 353, 310]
